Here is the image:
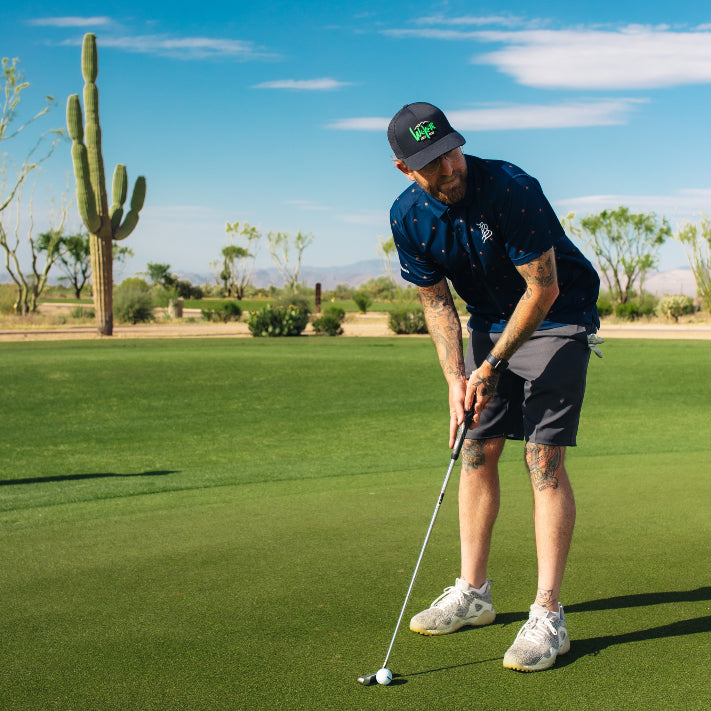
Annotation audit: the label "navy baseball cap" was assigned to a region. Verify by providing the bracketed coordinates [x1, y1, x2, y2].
[388, 102, 465, 171]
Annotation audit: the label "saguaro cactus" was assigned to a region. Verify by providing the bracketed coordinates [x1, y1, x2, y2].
[67, 33, 146, 336]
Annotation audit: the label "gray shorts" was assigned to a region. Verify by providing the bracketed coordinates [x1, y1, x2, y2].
[464, 325, 592, 446]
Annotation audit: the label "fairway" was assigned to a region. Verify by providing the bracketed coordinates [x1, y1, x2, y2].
[1, 337, 710, 710]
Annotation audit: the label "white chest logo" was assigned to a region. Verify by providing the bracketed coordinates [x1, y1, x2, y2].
[477, 221, 493, 243]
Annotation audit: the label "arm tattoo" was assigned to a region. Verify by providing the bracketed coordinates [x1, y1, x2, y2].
[491, 249, 558, 361]
[418, 281, 465, 379]
[461, 439, 486, 471]
[525, 443, 563, 492]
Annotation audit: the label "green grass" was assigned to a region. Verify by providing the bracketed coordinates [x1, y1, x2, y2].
[1, 338, 710, 710]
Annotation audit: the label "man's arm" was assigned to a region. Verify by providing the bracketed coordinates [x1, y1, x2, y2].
[418, 280, 469, 447]
[465, 247, 560, 412]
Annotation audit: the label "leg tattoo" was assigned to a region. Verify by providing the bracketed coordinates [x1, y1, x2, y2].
[525, 443, 563, 492]
[461, 439, 486, 471]
[535, 588, 555, 607]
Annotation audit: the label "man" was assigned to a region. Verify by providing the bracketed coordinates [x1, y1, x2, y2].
[387, 102, 600, 672]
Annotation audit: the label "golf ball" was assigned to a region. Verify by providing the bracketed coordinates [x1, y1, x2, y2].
[376, 667, 393, 686]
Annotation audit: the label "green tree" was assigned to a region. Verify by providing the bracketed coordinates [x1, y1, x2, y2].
[676, 215, 711, 312]
[145, 262, 176, 289]
[220, 221, 261, 299]
[267, 230, 313, 293]
[564, 206, 671, 303]
[38, 231, 133, 299]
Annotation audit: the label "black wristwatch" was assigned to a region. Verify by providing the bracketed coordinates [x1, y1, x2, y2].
[485, 353, 509, 373]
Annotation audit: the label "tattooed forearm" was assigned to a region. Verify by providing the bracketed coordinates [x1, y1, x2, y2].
[418, 281, 465, 380]
[490, 248, 559, 361]
[461, 439, 486, 470]
[525, 443, 563, 491]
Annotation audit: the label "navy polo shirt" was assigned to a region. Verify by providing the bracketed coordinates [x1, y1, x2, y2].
[390, 155, 600, 333]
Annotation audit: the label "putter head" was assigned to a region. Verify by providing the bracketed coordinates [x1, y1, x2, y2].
[357, 673, 377, 686]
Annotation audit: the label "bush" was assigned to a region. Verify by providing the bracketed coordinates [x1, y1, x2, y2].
[201, 301, 242, 323]
[312, 306, 345, 336]
[275, 294, 313, 314]
[353, 290, 372, 314]
[596, 297, 613, 318]
[657, 295, 695, 322]
[114, 284, 154, 324]
[70, 306, 95, 320]
[247, 304, 310, 337]
[388, 307, 428, 334]
[614, 302, 640, 321]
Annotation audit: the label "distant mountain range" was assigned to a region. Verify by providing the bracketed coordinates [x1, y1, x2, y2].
[179, 259, 408, 291]
[180, 260, 699, 297]
[2, 259, 699, 297]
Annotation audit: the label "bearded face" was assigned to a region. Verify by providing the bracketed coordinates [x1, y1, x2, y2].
[400, 148, 468, 205]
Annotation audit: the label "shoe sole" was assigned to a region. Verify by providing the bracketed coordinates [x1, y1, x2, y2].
[410, 609, 496, 636]
[502, 635, 571, 672]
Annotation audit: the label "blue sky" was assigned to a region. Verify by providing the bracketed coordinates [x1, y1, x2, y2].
[3, 0, 711, 279]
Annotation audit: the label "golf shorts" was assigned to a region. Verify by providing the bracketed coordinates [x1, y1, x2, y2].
[464, 325, 592, 447]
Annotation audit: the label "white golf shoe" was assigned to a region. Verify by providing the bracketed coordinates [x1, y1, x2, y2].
[503, 603, 570, 672]
[409, 578, 496, 635]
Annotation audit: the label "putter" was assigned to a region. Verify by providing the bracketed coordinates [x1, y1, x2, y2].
[358, 407, 476, 686]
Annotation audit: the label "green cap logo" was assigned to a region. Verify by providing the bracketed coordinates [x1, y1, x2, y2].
[410, 121, 436, 142]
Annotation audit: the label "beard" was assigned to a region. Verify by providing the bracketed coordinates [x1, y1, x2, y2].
[419, 167, 468, 205]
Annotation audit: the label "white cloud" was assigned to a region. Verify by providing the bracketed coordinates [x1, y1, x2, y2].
[253, 78, 350, 90]
[555, 188, 711, 222]
[60, 34, 277, 61]
[412, 15, 527, 28]
[448, 99, 645, 129]
[29, 16, 112, 28]
[475, 26, 711, 89]
[384, 22, 711, 90]
[328, 99, 644, 132]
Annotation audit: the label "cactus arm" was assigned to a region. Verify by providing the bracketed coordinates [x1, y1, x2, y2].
[110, 165, 127, 231]
[67, 94, 100, 233]
[115, 176, 146, 240]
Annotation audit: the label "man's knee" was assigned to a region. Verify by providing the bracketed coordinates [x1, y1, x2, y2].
[524, 442, 566, 492]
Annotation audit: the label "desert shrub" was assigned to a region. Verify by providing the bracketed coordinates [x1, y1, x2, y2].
[657, 295, 695, 322]
[638, 294, 658, 317]
[114, 283, 154, 324]
[614, 302, 640, 321]
[596, 297, 613, 318]
[118, 277, 151, 293]
[312, 306, 345, 336]
[70, 305, 95, 319]
[388, 307, 428, 334]
[353, 290, 372, 314]
[247, 304, 310, 337]
[201, 301, 242, 323]
[274, 294, 313, 314]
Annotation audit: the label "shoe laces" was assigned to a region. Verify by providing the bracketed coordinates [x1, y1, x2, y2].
[430, 585, 467, 609]
[517, 614, 557, 644]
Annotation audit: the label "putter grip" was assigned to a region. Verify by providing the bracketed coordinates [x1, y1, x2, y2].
[451, 408, 475, 460]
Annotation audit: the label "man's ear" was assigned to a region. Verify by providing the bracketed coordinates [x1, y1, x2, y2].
[395, 160, 416, 182]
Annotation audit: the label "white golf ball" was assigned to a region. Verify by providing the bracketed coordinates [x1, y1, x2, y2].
[376, 667, 393, 686]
